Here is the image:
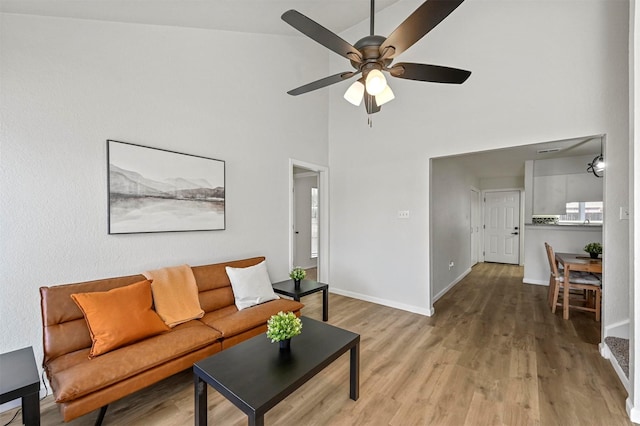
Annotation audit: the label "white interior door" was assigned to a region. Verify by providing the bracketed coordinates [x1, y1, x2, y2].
[484, 190, 520, 264]
[470, 188, 480, 266]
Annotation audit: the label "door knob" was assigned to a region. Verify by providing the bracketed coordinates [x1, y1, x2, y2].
[511, 232, 519, 235]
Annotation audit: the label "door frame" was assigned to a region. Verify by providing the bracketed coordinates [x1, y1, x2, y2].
[470, 186, 481, 266]
[289, 159, 329, 282]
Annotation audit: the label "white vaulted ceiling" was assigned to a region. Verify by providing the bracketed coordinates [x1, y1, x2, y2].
[0, 0, 401, 36]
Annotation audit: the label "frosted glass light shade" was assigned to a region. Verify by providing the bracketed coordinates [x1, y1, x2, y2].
[375, 85, 395, 106]
[365, 69, 386, 96]
[594, 158, 605, 172]
[344, 80, 365, 106]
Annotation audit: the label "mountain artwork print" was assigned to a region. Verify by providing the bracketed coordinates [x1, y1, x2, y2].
[107, 140, 225, 234]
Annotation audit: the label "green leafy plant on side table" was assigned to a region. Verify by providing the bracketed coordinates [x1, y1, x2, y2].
[584, 242, 603, 259]
[266, 311, 302, 351]
[289, 267, 306, 289]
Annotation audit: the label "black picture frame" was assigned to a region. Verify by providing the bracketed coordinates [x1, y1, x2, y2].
[107, 140, 225, 234]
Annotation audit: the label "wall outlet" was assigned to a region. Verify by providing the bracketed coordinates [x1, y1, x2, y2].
[449, 261, 454, 270]
[398, 210, 410, 219]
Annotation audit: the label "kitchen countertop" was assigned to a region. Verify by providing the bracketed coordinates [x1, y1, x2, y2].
[525, 223, 602, 230]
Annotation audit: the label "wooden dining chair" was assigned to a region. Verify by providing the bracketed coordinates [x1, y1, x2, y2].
[544, 242, 602, 321]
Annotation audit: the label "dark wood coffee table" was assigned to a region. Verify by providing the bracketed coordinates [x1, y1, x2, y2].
[272, 279, 329, 321]
[193, 317, 359, 426]
[0, 347, 40, 426]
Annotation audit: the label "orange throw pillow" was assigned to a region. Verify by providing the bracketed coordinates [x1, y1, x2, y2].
[71, 280, 169, 358]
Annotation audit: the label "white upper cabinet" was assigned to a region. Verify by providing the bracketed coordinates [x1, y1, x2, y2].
[566, 173, 603, 202]
[527, 155, 603, 217]
[533, 175, 567, 215]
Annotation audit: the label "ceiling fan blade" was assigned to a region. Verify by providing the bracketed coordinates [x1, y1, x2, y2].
[364, 92, 381, 114]
[380, 0, 465, 59]
[389, 63, 470, 84]
[282, 10, 362, 63]
[287, 71, 358, 96]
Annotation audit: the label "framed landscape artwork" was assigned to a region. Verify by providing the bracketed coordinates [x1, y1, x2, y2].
[107, 140, 225, 234]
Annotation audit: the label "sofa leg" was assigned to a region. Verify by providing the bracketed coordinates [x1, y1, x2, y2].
[95, 405, 108, 426]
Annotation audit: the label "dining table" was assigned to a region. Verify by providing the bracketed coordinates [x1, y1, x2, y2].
[555, 252, 603, 320]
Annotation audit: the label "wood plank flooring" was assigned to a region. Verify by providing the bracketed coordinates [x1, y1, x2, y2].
[1, 262, 632, 425]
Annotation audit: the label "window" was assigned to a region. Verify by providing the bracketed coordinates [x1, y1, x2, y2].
[311, 188, 318, 258]
[557, 201, 603, 224]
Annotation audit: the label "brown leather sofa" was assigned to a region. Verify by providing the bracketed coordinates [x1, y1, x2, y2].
[40, 256, 304, 423]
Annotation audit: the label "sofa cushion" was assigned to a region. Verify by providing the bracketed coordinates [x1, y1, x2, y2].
[47, 320, 222, 403]
[143, 264, 204, 327]
[71, 280, 169, 358]
[225, 260, 279, 310]
[201, 298, 304, 338]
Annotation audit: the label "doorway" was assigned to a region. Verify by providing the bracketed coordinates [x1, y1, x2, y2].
[484, 190, 521, 264]
[293, 168, 318, 270]
[289, 159, 329, 282]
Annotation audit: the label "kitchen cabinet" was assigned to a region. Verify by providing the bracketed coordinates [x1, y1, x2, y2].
[566, 173, 603, 202]
[532, 173, 602, 215]
[533, 175, 566, 214]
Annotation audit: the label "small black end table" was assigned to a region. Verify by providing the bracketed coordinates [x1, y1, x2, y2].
[272, 279, 328, 321]
[0, 347, 40, 426]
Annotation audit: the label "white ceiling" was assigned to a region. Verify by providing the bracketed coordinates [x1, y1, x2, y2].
[0, 0, 401, 36]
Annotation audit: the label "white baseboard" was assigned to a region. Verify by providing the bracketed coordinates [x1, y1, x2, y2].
[522, 278, 548, 286]
[627, 398, 640, 423]
[432, 268, 472, 303]
[600, 342, 630, 392]
[329, 288, 434, 317]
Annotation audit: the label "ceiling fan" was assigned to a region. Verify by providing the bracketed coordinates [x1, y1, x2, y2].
[282, 0, 471, 114]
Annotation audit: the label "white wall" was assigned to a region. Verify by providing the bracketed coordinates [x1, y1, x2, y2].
[628, 0, 640, 421]
[480, 176, 524, 190]
[430, 157, 480, 300]
[0, 13, 329, 382]
[328, 0, 629, 323]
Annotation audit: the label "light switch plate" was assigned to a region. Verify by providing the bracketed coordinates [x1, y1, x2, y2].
[620, 206, 629, 220]
[398, 210, 410, 219]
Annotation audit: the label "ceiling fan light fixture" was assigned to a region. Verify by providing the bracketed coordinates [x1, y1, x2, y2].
[365, 69, 387, 96]
[344, 80, 365, 106]
[375, 84, 395, 106]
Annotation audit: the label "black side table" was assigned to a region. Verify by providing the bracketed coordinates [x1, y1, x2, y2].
[272, 279, 329, 321]
[0, 347, 40, 426]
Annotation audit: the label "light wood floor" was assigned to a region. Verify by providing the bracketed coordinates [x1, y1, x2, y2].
[2, 263, 633, 425]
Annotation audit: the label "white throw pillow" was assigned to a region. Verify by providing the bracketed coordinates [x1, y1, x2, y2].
[225, 260, 279, 310]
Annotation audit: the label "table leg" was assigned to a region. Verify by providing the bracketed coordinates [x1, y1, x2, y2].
[349, 342, 359, 401]
[194, 375, 208, 426]
[248, 413, 264, 426]
[22, 392, 40, 426]
[563, 267, 570, 320]
[322, 288, 329, 322]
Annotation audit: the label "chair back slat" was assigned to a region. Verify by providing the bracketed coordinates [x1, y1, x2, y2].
[544, 242, 559, 278]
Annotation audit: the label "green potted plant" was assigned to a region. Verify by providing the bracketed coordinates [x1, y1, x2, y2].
[289, 266, 306, 289]
[584, 242, 602, 259]
[266, 311, 302, 351]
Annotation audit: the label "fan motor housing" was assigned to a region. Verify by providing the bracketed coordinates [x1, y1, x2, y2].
[351, 35, 392, 70]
